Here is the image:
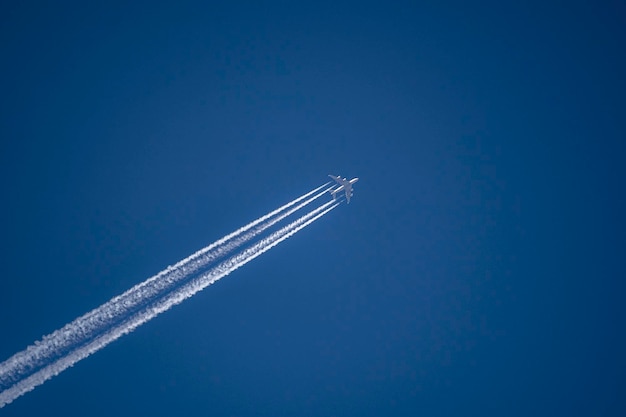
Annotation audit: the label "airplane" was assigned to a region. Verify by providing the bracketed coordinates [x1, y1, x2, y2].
[328, 174, 359, 203]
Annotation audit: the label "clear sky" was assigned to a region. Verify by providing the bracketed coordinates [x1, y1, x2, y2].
[1, 1, 625, 415]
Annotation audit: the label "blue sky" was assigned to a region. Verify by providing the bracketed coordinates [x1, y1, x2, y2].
[1, 1, 625, 415]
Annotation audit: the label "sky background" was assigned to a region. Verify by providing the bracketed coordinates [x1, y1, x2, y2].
[1, 1, 625, 415]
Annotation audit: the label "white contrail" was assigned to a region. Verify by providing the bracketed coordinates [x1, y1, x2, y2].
[0, 195, 339, 407]
[0, 182, 330, 392]
[188, 183, 334, 270]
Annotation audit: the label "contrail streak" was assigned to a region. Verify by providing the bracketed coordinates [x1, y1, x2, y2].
[0, 183, 329, 391]
[0, 189, 338, 408]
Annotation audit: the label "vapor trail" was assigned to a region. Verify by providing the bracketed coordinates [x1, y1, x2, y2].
[0, 191, 338, 408]
[0, 183, 329, 392]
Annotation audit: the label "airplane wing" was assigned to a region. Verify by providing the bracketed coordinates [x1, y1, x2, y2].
[328, 174, 346, 185]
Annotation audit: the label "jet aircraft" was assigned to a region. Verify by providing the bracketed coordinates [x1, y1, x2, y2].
[328, 174, 359, 203]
